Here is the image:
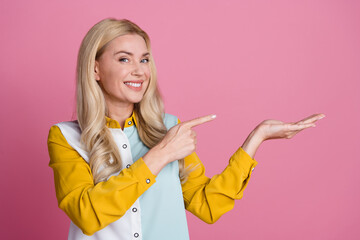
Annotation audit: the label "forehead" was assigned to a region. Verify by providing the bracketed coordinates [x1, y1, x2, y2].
[105, 34, 148, 53]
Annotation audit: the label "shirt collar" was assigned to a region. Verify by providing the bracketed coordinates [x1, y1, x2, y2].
[105, 111, 137, 129]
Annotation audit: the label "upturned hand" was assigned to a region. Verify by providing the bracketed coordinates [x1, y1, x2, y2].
[256, 113, 325, 141]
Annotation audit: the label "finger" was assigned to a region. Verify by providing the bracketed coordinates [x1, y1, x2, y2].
[287, 123, 315, 131]
[297, 113, 325, 124]
[296, 114, 318, 124]
[190, 130, 197, 138]
[296, 115, 315, 124]
[182, 114, 216, 128]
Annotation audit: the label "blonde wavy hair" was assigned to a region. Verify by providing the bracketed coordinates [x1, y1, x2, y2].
[76, 18, 188, 184]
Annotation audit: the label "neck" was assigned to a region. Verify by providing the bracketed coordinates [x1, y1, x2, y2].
[106, 101, 134, 129]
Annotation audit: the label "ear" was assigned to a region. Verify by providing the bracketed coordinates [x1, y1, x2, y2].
[94, 61, 100, 81]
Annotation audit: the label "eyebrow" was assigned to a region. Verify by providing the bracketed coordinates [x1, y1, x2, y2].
[114, 51, 150, 57]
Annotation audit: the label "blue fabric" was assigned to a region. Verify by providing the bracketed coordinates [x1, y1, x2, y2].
[123, 113, 189, 240]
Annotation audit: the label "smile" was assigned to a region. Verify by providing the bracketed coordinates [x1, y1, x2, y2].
[125, 82, 142, 87]
[124, 81, 144, 91]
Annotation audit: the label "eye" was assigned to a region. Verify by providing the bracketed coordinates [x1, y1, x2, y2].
[119, 58, 129, 62]
[140, 58, 149, 63]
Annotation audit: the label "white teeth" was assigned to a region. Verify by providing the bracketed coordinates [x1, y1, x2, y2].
[125, 82, 141, 87]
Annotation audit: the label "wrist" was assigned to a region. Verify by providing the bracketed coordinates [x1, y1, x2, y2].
[152, 144, 171, 165]
[241, 128, 264, 159]
[252, 125, 266, 143]
[142, 146, 169, 175]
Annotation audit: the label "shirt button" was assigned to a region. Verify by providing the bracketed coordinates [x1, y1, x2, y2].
[134, 233, 139, 238]
[128, 121, 132, 125]
[126, 164, 131, 168]
[146, 179, 151, 184]
[122, 144, 127, 149]
[132, 207, 137, 212]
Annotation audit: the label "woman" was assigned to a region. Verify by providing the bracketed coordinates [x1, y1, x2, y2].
[48, 18, 324, 240]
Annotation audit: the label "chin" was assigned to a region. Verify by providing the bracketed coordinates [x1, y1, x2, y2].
[130, 96, 145, 104]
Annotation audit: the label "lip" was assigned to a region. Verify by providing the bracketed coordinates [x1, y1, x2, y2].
[123, 80, 144, 91]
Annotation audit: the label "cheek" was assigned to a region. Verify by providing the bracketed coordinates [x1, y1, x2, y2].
[144, 68, 151, 87]
[143, 64, 151, 76]
[102, 68, 127, 85]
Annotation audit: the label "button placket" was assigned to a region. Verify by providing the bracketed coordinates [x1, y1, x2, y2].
[131, 200, 142, 239]
[110, 128, 143, 238]
[114, 129, 133, 171]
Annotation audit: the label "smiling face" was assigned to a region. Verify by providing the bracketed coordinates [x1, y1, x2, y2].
[95, 34, 151, 109]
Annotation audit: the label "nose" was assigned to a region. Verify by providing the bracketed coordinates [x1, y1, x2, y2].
[131, 62, 145, 76]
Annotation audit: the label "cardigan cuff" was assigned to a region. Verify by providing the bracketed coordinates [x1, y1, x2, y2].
[130, 157, 157, 190]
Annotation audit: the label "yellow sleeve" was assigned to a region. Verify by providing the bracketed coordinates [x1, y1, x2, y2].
[47, 125, 156, 236]
[182, 148, 258, 224]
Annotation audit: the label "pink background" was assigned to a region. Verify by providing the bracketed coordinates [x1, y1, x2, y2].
[1, 0, 359, 239]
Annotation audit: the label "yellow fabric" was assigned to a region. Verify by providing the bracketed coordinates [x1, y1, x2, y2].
[48, 125, 156, 235]
[182, 149, 257, 223]
[176, 118, 258, 223]
[105, 112, 136, 129]
[48, 114, 258, 234]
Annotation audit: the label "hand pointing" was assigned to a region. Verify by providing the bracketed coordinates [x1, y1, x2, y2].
[142, 114, 216, 175]
[157, 114, 216, 163]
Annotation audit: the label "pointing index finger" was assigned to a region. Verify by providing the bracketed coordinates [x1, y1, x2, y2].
[182, 114, 216, 128]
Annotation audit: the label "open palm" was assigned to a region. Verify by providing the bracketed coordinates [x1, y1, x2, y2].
[257, 114, 325, 141]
